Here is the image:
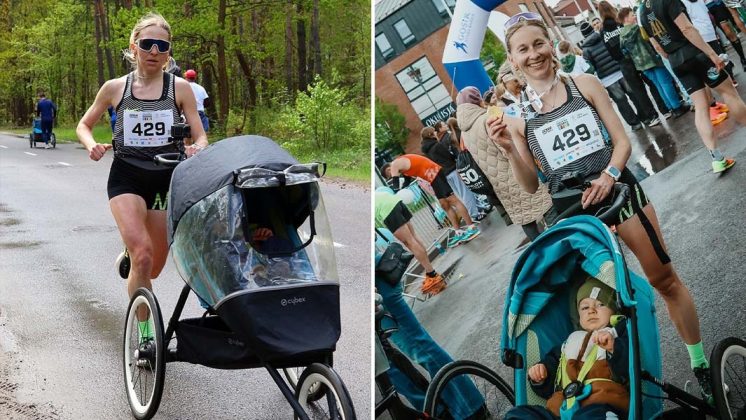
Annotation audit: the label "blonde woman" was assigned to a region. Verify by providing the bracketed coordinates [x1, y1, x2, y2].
[486, 12, 714, 402]
[76, 13, 208, 340]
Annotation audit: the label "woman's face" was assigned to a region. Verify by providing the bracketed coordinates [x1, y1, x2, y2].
[508, 25, 555, 81]
[131, 26, 171, 73]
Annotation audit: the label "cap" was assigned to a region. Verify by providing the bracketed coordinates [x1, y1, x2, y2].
[577, 276, 618, 313]
[579, 21, 594, 37]
[184, 69, 197, 80]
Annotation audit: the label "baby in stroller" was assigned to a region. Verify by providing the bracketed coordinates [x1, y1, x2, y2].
[506, 277, 630, 420]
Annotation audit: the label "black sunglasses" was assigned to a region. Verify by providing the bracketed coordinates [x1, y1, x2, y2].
[137, 38, 171, 54]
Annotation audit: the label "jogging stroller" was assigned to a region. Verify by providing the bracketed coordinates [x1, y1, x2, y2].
[122, 135, 356, 420]
[498, 215, 745, 419]
[29, 117, 55, 148]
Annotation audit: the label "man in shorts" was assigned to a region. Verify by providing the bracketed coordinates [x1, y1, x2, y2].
[706, 0, 746, 69]
[375, 190, 446, 295]
[382, 154, 480, 247]
[640, 0, 746, 173]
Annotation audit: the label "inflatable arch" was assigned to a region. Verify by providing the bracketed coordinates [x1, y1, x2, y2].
[442, 0, 513, 95]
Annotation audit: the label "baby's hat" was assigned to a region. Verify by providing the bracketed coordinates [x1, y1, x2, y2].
[576, 276, 617, 313]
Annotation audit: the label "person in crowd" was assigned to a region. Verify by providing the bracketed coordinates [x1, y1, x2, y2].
[580, 21, 644, 130]
[421, 126, 481, 221]
[382, 155, 480, 247]
[483, 86, 498, 106]
[591, 16, 603, 33]
[36, 92, 57, 149]
[598, 1, 663, 127]
[487, 12, 717, 402]
[618, 8, 689, 119]
[184, 69, 210, 132]
[557, 40, 595, 76]
[456, 86, 555, 241]
[640, 0, 746, 173]
[497, 61, 524, 106]
[375, 190, 446, 295]
[706, 0, 746, 68]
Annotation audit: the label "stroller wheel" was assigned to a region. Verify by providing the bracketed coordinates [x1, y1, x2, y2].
[283, 367, 325, 402]
[424, 360, 515, 420]
[29, 134, 33, 148]
[711, 337, 746, 420]
[51, 133, 56, 148]
[123, 288, 166, 420]
[294, 363, 356, 420]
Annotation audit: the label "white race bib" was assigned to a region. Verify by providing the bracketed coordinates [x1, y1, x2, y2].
[123, 110, 173, 147]
[533, 108, 606, 170]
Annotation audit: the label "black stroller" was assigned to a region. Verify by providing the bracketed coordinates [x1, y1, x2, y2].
[122, 133, 356, 419]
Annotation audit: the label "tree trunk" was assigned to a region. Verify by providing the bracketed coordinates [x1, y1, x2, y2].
[98, 0, 115, 80]
[311, 0, 321, 77]
[216, 0, 230, 132]
[92, 0, 105, 87]
[285, 0, 293, 96]
[296, 1, 307, 92]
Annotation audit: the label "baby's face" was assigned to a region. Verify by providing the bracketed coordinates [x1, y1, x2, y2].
[578, 297, 614, 331]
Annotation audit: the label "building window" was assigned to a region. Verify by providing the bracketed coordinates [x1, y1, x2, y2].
[431, 0, 456, 15]
[375, 33, 394, 59]
[395, 57, 456, 127]
[518, 3, 529, 12]
[393, 19, 416, 46]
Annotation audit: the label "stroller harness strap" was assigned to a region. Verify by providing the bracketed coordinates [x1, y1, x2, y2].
[557, 332, 613, 413]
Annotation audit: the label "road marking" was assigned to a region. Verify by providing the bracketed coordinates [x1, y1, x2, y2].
[334, 242, 345, 248]
[0, 145, 7, 149]
[57, 162, 71, 166]
[24, 152, 37, 156]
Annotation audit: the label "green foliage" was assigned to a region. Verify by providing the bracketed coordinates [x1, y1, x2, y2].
[374, 97, 408, 154]
[481, 31, 507, 82]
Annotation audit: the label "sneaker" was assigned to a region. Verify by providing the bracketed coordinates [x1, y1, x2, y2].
[710, 108, 728, 125]
[447, 231, 462, 248]
[713, 102, 730, 113]
[44, 144, 51, 149]
[672, 106, 688, 119]
[474, 211, 488, 222]
[647, 117, 661, 127]
[116, 249, 131, 279]
[421, 274, 446, 295]
[662, 111, 672, 119]
[693, 364, 714, 406]
[459, 225, 481, 243]
[712, 157, 736, 173]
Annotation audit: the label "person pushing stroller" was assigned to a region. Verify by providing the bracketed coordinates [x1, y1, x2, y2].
[506, 277, 630, 419]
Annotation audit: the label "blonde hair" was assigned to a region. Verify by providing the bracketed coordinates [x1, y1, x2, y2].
[122, 12, 176, 72]
[505, 18, 566, 84]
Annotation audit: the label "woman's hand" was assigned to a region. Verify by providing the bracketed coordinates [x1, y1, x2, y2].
[582, 173, 615, 209]
[87, 143, 112, 161]
[485, 114, 514, 153]
[528, 363, 548, 383]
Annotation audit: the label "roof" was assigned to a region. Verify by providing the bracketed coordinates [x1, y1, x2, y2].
[375, 0, 412, 24]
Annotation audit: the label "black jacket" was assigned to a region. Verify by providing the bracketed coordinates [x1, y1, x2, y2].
[421, 137, 456, 175]
[582, 32, 621, 80]
[600, 18, 625, 61]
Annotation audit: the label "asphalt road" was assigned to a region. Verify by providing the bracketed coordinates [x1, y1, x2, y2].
[0, 133, 371, 419]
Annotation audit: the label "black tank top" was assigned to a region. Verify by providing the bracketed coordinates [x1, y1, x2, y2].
[113, 72, 180, 169]
[525, 77, 613, 194]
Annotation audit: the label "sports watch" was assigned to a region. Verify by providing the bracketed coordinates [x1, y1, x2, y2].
[604, 165, 621, 181]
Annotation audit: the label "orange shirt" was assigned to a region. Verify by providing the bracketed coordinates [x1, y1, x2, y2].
[400, 154, 442, 183]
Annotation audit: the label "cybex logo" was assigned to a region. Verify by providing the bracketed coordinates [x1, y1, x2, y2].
[281, 297, 306, 307]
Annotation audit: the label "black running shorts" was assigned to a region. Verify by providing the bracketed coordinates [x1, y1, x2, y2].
[430, 170, 454, 199]
[670, 45, 730, 94]
[709, 2, 734, 24]
[107, 158, 174, 210]
[383, 201, 413, 233]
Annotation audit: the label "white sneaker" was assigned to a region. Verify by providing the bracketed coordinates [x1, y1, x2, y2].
[44, 144, 51, 149]
[647, 117, 661, 127]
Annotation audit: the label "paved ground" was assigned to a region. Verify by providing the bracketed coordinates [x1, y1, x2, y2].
[403, 87, 746, 409]
[0, 134, 371, 419]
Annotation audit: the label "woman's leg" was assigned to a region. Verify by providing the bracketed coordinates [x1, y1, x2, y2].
[110, 194, 154, 298]
[145, 209, 169, 279]
[394, 222, 434, 273]
[616, 204, 701, 345]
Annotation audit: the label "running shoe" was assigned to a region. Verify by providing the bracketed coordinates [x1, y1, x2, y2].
[116, 248, 130, 279]
[710, 108, 728, 125]
[693, 364, 714, 406]
[713, 157, 736, 173]
[713, 102, 730, 113]
[672, 106, 689, 119]
[447, 231, 463, 248]
[646, 117, 661, 127]
[459, 225, 481, 244]
[662, 111, 672, 119]
[421, 274, 446, 295]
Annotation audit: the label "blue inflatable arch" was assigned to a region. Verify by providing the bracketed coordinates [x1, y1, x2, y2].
[443, 0, 507, 95]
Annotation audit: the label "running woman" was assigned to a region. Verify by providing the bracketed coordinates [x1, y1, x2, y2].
[76, 13, 208, 339]
[640, 0, 746, 173]
[486, 12, 716, 402]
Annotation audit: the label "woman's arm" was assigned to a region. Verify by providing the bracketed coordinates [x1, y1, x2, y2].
[573, 74, 632, 207]
[77, 80, 117, 161]
[175, 78, 209, 155]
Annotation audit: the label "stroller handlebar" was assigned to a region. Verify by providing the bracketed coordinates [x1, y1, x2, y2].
[153, 152, 184, 168]
[554, 183, 631, 226]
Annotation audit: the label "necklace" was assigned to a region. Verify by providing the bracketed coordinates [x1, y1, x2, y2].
[525, 75, 560, 112]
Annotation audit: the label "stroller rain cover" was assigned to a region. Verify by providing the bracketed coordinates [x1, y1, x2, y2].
[167, 135, 341, 361]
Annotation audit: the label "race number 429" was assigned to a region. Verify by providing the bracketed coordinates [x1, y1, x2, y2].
[123, 110, 173, 147]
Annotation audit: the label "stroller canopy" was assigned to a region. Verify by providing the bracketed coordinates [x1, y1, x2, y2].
[168, 135, 300, 244]
[499, 216, 663, 419]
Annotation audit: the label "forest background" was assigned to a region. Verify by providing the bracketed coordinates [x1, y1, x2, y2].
[0, 0, 370, 180]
